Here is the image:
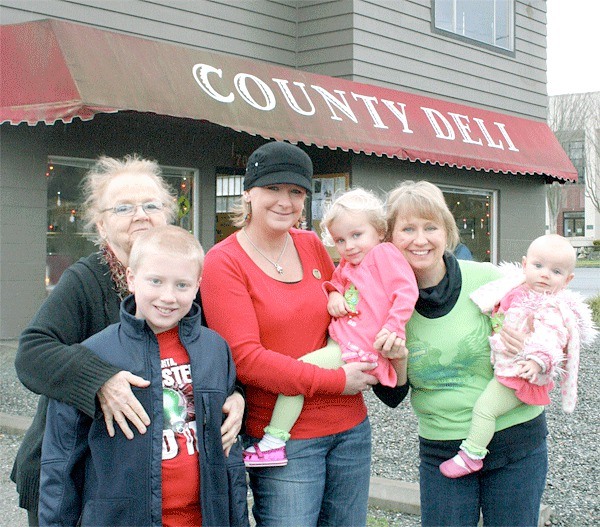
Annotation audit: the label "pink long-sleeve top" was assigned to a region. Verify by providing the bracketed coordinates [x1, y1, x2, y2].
[491, 285, 570, 383]
[324, 242, 419, 387]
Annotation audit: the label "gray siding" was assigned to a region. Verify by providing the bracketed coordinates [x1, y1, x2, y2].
[346, 0, 548, 120]
[296, 0, 356, 77]
[0, 0, 300, 66]
[0, 128, 48, 338]
[295, 0, 548, 120]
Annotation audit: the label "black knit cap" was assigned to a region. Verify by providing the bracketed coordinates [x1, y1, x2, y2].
[244, 141, 313, 193]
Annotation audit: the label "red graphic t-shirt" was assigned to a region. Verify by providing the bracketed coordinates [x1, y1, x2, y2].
[158, 327, 202, 527]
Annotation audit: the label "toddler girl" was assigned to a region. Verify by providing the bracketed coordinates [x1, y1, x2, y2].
[243, 188, 418, 467]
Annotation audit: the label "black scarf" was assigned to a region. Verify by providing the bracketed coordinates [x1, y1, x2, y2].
[415, 252, 462, 318]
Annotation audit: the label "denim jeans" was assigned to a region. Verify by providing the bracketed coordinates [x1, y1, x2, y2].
[244, 417, 371, 527]
[419, 438, 548, 527]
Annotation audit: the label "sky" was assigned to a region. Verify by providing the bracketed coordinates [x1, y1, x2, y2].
[546, 0, 600, 95]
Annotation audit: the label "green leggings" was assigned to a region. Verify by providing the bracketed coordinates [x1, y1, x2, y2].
[264, 338, 344, 441]
[461, 377, 525, 458]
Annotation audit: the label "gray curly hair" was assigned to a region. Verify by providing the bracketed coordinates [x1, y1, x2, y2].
[81, 154, 177, 244]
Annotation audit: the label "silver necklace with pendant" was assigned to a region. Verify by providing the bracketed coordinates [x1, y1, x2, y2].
[242, 228, 289, 275]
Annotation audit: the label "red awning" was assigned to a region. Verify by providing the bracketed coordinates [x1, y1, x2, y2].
[0, 19, 577, 181]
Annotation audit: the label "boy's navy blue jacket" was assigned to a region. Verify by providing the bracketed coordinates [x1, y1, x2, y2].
[38, 296, 249, 527]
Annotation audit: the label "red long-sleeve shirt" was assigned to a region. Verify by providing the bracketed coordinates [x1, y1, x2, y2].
[201, 229, 367, 439]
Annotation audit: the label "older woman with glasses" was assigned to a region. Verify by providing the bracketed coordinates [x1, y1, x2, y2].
[11, 155, 245, 526]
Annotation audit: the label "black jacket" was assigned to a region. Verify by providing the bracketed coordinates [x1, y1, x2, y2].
[11, 253, 122, 512]
[39, 297, 249, 527]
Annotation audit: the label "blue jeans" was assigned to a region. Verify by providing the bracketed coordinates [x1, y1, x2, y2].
[419, 439, 548, 527]
[244, 417, 371, 527]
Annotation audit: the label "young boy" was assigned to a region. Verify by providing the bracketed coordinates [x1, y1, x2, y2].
[440, 234, 597, 478]
[39, 225, 249, 527]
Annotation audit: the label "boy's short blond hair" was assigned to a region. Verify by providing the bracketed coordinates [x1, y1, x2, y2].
[321, 188, 386, 247]
[385, 180, 460, 251]
[129, 225, 204, 278]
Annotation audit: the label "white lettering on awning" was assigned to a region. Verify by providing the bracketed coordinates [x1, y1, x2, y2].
[191, 62, 519, 151]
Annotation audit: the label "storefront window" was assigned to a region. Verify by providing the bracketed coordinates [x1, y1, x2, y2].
[215, 169, 244, 243]
[442, 187, 495, 262]
[46, 157, 197, 290]
[563, 212, 585, 237]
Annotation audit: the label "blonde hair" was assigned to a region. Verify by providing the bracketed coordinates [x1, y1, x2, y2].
[386, 180, 460, 251]
[128, 225, 204, 277]
[81, 154, 177, 243]
[321, 188, 386, 247]
[230, 198, 251, 228]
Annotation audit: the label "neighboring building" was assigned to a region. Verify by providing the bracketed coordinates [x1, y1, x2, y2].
[548, 92, 600, 252]
[0, 1, 576, 338]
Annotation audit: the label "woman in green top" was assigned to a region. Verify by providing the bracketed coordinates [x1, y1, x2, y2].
[374, 180, 547, 527]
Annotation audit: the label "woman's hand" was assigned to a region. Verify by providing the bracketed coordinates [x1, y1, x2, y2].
[221, 391, 245, 457]
[97, 371, 151, 439]
[374, 329, 407, 360]
[341, 362, 378, 394]
[499, 323, 529, 357]
[375, 329, 408, 385]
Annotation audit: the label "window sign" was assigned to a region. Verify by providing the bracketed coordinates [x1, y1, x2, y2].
[215, 169, 244, 243]
[311, 173, 350, 261]
[311, 174, 348, 222]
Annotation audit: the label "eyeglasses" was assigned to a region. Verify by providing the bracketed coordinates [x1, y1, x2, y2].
[101, 201, 164, 216]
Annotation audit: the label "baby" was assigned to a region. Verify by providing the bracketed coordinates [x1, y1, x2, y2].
[440, 234, 597, 478]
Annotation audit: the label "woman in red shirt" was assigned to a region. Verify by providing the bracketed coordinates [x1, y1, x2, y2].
[201, 141, 391, 527]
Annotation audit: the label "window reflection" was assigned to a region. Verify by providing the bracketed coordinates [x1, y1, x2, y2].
[443, 188, 494, 262]
[46, 158, 196, 291]
[434, 0, 514, 51]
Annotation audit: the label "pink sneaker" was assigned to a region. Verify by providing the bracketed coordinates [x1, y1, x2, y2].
[439, 450, 483, 478]
[243, 444, 288, 468]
